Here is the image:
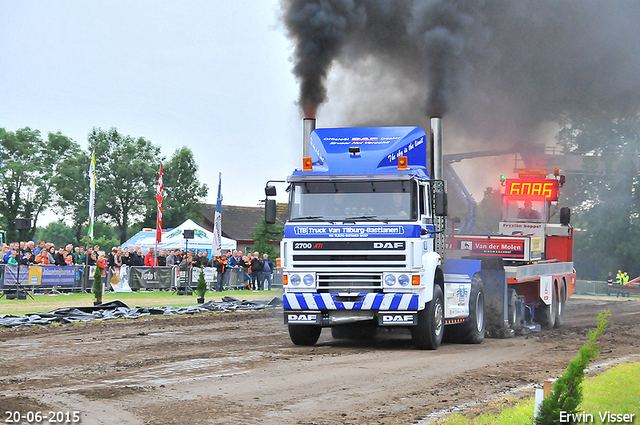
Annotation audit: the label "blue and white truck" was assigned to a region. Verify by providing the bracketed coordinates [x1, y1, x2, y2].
[264, 117, 574, 349]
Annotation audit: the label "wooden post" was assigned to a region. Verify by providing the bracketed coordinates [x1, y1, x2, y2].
[543, 379, 555, 398]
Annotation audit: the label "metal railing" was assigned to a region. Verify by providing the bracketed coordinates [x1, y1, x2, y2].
[1, 264, 284, 295]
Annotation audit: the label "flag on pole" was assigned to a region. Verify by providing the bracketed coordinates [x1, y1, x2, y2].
[212, 172, 223, 256]
[88, 151, 96, 240]
[156, 163, 163, 244]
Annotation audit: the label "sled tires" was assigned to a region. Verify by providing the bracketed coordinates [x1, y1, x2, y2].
[508, 288, 518, 326]
[538, 282, 558, 330]
[412, 284, 444, 350]
[288, 325, 321, 346]
[554, 282, 566, 328]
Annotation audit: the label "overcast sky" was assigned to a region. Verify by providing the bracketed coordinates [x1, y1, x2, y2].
[4, 0, 598, 229]
[1, 0, 307, 219]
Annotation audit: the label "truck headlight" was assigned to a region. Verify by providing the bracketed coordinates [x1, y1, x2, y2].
[384, 274, 396, 286]
[303, 274, 315, 286]
[290, 274, 301, 286]
[398, 274, 410, 287]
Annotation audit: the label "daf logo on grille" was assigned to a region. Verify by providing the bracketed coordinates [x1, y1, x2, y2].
[373, 242, 404, 249]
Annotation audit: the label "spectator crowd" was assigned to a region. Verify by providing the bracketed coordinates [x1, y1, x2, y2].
[1, 240, 277, 292]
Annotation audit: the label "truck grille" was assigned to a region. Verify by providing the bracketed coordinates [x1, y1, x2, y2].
[317, 272, 382, 292]
[292, 254, 405, 268]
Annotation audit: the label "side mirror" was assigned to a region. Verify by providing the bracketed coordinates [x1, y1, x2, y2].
[560, 207, 571, 225]
[265, 199, 277, 224]
[265, 185, 277, 197]
[434, 192, 448, 217]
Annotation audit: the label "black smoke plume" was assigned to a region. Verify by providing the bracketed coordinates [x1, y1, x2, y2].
[281, 0, 640, 143]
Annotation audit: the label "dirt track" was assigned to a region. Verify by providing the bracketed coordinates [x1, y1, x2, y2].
[1, 296, 639, 425]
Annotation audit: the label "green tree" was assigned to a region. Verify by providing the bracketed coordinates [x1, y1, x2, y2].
[0, 128, 80, 241]
[556, 110, 640, 280]
[33, 220, 120, 251]
[93, 264, 103, 304]
[138, 146, 209, 229]
[250, 218, 283, 259]
[51, 149, 91, 244]
[33, 221, 76, 248]
[87, 127, 162, 244]
[535, 310, 611, 425]
[195, 269, 207, 300]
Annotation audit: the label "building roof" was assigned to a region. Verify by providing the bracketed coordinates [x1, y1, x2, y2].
[200, 203, 287, 243]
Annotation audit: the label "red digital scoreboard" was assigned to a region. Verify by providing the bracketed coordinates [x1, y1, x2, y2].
[505, 179, 559, 200]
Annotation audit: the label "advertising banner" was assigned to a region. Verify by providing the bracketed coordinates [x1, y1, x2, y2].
[285, 224, 423, 239]
[129, 266, 173, 289]
[39, 266, 78, 286]
[3, 265, 77, 286]
[3, 265, 30, 286]
[190, 267, 215, 283]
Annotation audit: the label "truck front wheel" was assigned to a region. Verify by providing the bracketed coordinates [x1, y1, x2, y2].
[412, 285, 444, 350]
[288, 325, 321, 346]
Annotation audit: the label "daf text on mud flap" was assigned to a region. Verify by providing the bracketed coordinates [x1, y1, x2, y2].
[285, 312, 321, 325]
[378, 313, 416, 326]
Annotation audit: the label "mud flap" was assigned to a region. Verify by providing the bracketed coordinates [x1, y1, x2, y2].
[477, 258, 511, 338]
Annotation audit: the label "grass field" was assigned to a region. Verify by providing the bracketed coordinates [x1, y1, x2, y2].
[435, 361, 640, 424]
[0, 289, 283, 317]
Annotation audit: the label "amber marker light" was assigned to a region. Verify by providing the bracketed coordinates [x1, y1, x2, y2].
[303, 157, 313, 171]
[412, 275, 420, 286]
[283, 275, 288, 286]
[398, 156, 408, 170]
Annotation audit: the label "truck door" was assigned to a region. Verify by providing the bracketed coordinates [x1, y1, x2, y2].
[420, 184, 433, 253]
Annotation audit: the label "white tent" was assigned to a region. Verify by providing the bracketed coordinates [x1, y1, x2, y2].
[158, 219, 237, 253]
[121, 229, 160, 251]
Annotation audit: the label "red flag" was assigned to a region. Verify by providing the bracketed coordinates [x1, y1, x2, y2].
[156, 164, 163, 243]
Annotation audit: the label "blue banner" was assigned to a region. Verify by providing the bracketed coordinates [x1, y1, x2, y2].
[39, 266, 78, 286]
[284, 224, 423, 239]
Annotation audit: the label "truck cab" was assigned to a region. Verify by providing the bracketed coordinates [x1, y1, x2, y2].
[266, 119, 487, 350]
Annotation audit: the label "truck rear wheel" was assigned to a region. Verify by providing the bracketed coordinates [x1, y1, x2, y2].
[288, 325, 321, 346]
[412, 285, 444, 350]
[554, 282, 566, 328]
[457, 274, 485, 344]
[537, 283, 558, 330]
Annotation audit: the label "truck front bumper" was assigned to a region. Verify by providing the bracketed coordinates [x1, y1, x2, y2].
[284, 309, 418, 326]
[283, 292, 419, 327]
[283, 292, 419, 311]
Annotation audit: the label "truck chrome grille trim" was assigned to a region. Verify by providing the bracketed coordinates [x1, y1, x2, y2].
[293, 254, 405, 261]
[293, 263, 404, 268]
[316, 273, 382, 292]
[283, 292, 419, 311]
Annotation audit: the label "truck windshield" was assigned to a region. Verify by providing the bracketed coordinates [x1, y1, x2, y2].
[502, 199, 546, 222]
[289, 180, 416, 221]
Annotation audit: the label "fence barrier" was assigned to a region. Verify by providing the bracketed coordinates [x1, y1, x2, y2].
[1, 264, 285, 295]
[575, 280, 608, 296]
[1, 264, 84, 294]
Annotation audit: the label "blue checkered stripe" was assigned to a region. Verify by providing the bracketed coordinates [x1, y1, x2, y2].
[283, 293, 419, 311]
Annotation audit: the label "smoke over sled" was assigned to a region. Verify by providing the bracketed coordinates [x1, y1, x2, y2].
[281, 0, 640, 145]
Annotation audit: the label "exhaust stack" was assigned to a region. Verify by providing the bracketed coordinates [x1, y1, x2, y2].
[430, 117, 443, 180]
[303, 118, 316, 159]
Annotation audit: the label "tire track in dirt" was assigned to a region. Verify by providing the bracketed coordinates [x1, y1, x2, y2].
[1, 298, 638, 424]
